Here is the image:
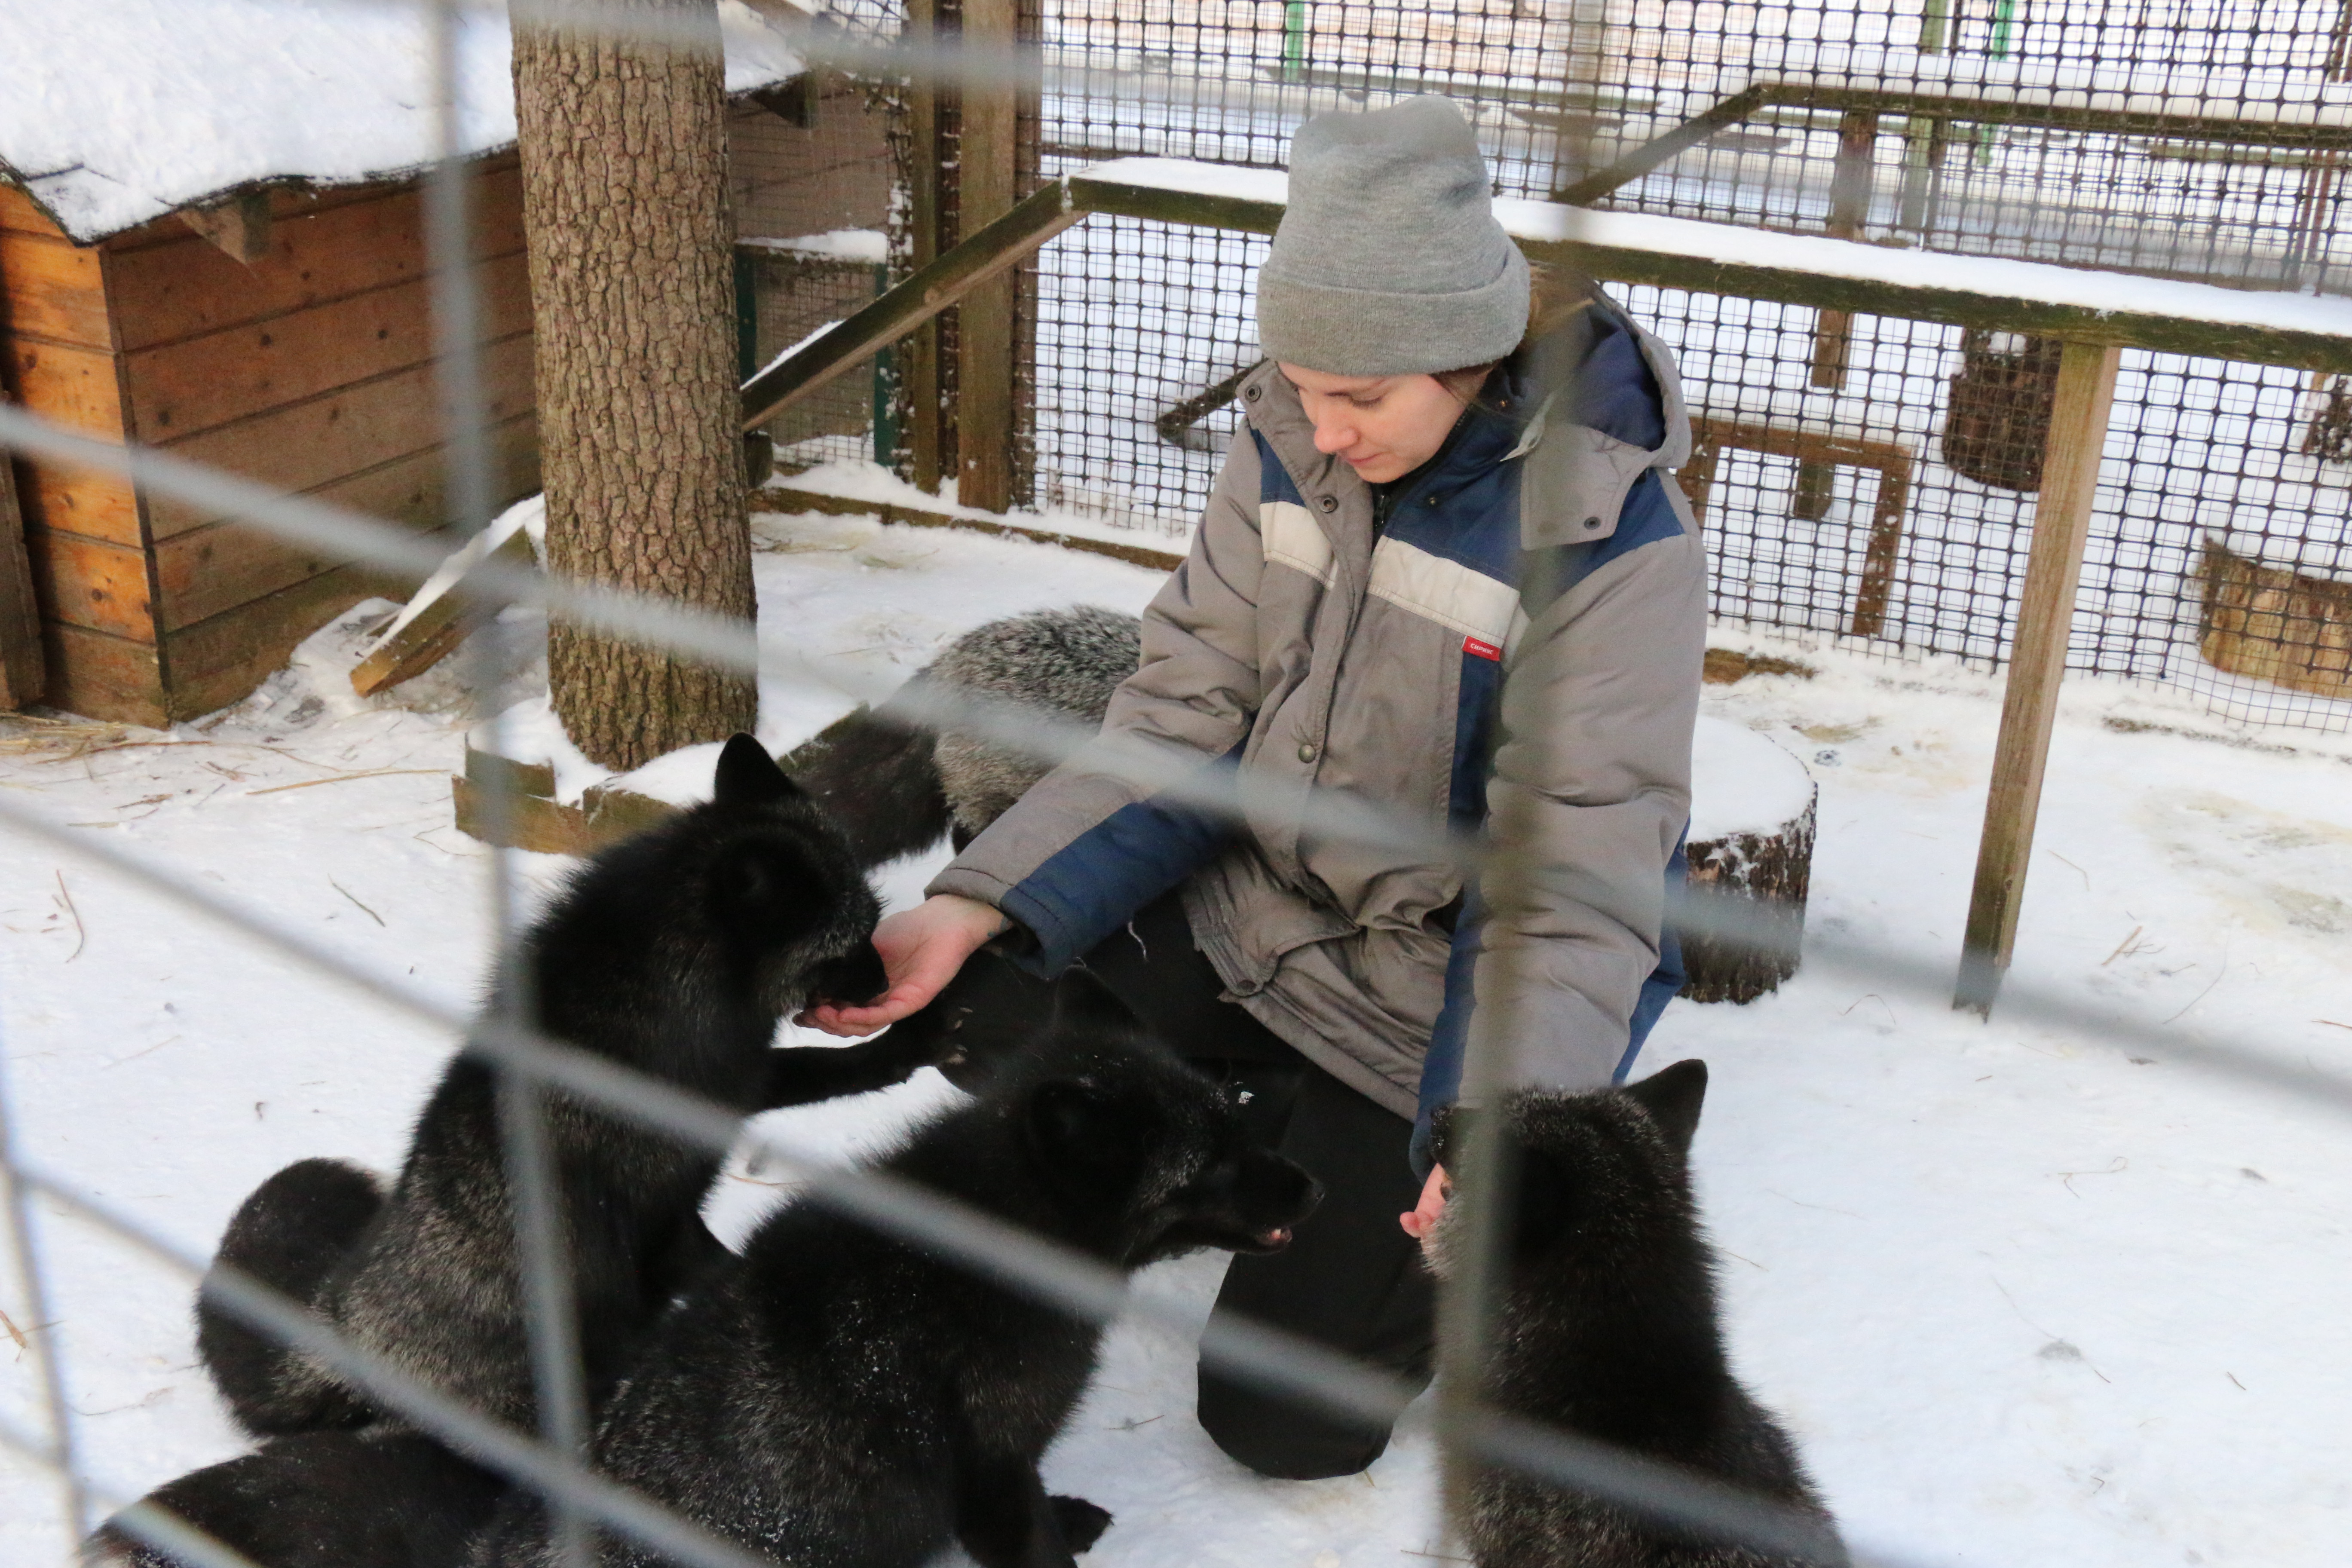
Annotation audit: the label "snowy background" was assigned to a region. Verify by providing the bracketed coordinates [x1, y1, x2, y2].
[3, 500, 2349, 1568]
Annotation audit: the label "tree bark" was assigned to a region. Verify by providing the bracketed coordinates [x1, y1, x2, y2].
[513, 0, 756, 770]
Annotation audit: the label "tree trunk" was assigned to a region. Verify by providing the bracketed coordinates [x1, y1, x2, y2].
[512, 0, 756, 770]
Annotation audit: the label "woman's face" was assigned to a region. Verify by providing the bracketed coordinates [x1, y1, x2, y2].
[1279, 364, 1469, 484]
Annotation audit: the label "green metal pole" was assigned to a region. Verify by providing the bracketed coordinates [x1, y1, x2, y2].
[1283, 0, 1307, 83]
[1990, 0, 2017, 59]
[1917, 0, 1948, 54]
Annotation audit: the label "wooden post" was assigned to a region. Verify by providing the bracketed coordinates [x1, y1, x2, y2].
[1799, 110, 1878, 512]
[1808, 109, 1879, 391]
[0, 437, 45, 710]
[904, 0, 948, 494]
[1954, 340, 2123, 1017]
[956, 0, 1019, 514]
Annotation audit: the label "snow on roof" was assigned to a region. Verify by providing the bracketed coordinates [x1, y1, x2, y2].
[0, 0, 805, 244]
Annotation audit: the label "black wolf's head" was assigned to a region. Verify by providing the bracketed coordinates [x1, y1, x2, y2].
[533, 735, 886, 1028]
[1422, 1061, 1708, 1287]
[972, 971, 1322, 1268]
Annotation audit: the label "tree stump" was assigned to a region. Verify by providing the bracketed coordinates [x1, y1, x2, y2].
[2199, 533, 2352, 700]
[1680, 717, 1817, 1004]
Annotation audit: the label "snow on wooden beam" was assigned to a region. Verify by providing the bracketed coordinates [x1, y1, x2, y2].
[1069, 158, 2352, 373]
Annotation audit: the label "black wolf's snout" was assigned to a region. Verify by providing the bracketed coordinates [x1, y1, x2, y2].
[1170, 1145, 1321, 1258]
[806, 940, 889, 1009]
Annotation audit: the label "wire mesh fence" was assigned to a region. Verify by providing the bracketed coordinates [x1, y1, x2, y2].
[4, 1, 2352, 1565]
[910, 0, 2352, 732]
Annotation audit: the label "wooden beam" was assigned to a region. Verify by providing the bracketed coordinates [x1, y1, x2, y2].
[761, 481, 1184, 570]
[1954, 340, 2123, 1017]
[1555, 86, 1772, 205]
[1066, 167, 2352, 371]
[1808, 109, 1878, 393]
[738, 180, 1079, 432]
[903, 0, 946, 493]
[0, 438, 46, 708]
[179, 190, 273, 265]
[956, 0, 1020, 513]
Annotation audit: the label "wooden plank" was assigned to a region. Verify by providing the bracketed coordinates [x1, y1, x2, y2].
[40, 619, 165, 725]
[7, 464, 143, 548]
[738, 181, 1080, 431]
[146, 333, 538, 539]
[0, 232, 115, 350]
[1954, 340, 2123, 1017]
[1808, 109, 1878, 392]
[903, 0, 947, 493]
[1555, 85, 1773, 204]
[21, 526, 156, 641]
[0, 441, 42, 707]
[104, 165, 529, 353]
[760, 481, 1185, 570]
[956, 0, 1020, 514]
[1762, 79, 2352, 150]
[160, 556, 410, 721]
[153, 412, 539, 632]
[0, 186, 70, 238]
[180, 191, 274, 266]
[1067, 169, 2352, 373]
[351, 527, 537, 696]
[120, 249, 533, 442]
[5, 338, 128, 436]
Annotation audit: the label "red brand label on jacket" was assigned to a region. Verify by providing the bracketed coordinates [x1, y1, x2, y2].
[1463, 636, 1503, 662]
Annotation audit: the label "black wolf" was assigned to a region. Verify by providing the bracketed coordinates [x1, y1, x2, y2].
[92, 737, 950, 1567]
[1425, 1063, 1843, 1568]
[189, 733, 940, 1440]
[785, 604, 1140, 867]
[476, 971, 1323, 1568]
[85, 1430, 504, 1568]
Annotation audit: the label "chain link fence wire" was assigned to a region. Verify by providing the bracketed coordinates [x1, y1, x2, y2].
[5, 2, 2352, 1564]
[802, 0, 2352, 733]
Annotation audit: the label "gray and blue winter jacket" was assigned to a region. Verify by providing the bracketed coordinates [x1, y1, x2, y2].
[929, 289, 1707, 1144]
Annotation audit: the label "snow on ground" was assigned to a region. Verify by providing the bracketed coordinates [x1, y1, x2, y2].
[5, 506, 2351, 1567]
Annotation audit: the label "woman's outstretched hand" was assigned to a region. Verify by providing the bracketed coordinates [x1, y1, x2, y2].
[1399, 1164, 1449, 1245]
[799, 894, 1008, 1037]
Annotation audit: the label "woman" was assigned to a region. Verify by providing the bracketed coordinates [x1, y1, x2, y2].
[808, 95, 1705, 1480]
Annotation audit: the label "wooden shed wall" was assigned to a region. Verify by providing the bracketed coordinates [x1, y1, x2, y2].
[0, 157, 539, 725]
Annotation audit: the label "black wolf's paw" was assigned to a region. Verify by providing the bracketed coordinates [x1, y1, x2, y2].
[1048, 1495, 1113, 1555]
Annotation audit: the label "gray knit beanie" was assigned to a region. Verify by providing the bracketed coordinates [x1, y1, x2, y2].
[1256, 95, 1530, 377]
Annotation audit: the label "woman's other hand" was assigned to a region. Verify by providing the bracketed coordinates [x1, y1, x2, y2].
[1398, 1163, 1449, 1244]
[799, 894, 1008, 1037]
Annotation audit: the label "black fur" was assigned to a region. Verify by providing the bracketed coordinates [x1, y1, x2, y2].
[785, 606, 1140, 868]
[190, 734, 938, 1442]
[475, 971, 1322, 1568]
[83, 1431, 504, 1568]
[195, 1158, 386, 1433]
[1427, 1063, 1844, 1568]
[780, 692, 952, 869]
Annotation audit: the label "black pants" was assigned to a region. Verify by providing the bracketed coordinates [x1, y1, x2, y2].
[936, 892, 1435, 1479]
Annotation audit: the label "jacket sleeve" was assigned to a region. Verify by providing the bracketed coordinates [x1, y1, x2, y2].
[1415, 469, 1706, 1142]
[925, 432, 1272, 972]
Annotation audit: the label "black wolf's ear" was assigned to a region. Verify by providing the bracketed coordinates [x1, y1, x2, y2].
[1049, 967, 1142, 1037]
[1624, 1059, 1707, 1156]
[1025, 1078, 1153, 1183]
[714, 733, 804, 809]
